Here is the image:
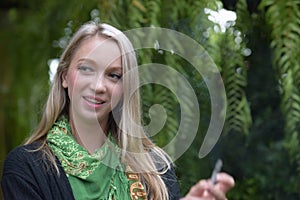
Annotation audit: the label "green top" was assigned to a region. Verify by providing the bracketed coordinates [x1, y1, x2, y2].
[47, 117, 147, 200]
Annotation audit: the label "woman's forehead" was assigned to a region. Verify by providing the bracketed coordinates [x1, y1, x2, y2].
[73, 36, 122, 67]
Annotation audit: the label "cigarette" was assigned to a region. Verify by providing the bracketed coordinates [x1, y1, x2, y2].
[211, 159, 223, 185]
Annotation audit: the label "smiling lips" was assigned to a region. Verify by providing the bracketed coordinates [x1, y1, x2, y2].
[83, 96, 105, 108]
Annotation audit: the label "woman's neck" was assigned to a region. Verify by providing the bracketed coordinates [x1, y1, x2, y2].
[69, 115, 107, 154]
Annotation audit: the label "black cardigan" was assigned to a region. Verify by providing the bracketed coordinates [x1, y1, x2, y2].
[1, 143, 181, 200]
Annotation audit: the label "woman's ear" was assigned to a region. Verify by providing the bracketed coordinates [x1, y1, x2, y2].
[62, 71, 68, 88]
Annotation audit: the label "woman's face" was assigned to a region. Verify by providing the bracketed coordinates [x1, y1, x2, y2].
[62, 35, 123, 128]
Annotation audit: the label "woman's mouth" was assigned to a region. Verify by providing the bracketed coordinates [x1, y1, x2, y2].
[83, 96, 105, 107]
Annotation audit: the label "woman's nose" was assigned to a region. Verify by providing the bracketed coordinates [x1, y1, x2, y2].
[90, 75, 107, 93]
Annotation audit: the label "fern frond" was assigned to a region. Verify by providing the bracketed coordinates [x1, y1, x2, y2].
[260, 0, 300, 170]
[206, 0, 252, 135]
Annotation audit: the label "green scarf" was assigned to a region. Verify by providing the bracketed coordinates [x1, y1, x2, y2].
[47, 117, 147, 200]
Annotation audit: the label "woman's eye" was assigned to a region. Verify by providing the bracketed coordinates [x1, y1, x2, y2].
[78, 66, 94, 73]
[109, 73, 122, 80]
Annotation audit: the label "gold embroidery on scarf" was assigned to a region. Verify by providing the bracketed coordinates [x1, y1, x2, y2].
[125, 166, 147, 200]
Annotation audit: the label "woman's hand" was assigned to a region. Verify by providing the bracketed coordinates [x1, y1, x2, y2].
[180, 173, 235, 200]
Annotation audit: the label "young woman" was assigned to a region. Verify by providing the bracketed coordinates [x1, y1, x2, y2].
[1, 22, 234, 200]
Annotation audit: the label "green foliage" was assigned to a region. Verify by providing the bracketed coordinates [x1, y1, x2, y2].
[205, 0, 252, 135]
[2, 0, 300, 199]
[208, 30, 252, 135]
[259, 0, 300, 172]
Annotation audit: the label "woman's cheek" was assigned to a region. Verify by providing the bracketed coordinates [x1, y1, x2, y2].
[66, 70, 80, 99]
[111, 86, 123, 107]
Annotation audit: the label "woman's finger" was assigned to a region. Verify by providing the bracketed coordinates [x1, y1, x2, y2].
[187, 179, 209, 197]
[207, 185, 227, 200]
[215, 172, 235, 192]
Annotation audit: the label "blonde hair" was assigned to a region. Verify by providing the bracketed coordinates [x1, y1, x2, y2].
[25, 21, 170, 200]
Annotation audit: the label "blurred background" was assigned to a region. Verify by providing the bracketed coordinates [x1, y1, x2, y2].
[1, 0, 300, 199]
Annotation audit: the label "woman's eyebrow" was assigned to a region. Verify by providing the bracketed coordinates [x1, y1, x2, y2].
[76, 58, 122, 71]
[109, 65, 122, 69]
[76, 58, 97, 64]
[106, 65, 122, 71]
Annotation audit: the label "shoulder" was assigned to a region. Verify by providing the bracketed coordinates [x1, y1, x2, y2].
[2, 142, 46, 175]
[2, 143, 75, 200]
[148, 147, 175, 174]
[6, 142, 41, 154]
[148, 147, 182, 199]
[4, 142, 42, 162]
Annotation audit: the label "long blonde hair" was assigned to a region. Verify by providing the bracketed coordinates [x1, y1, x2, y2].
[25, 21, 170, 200]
